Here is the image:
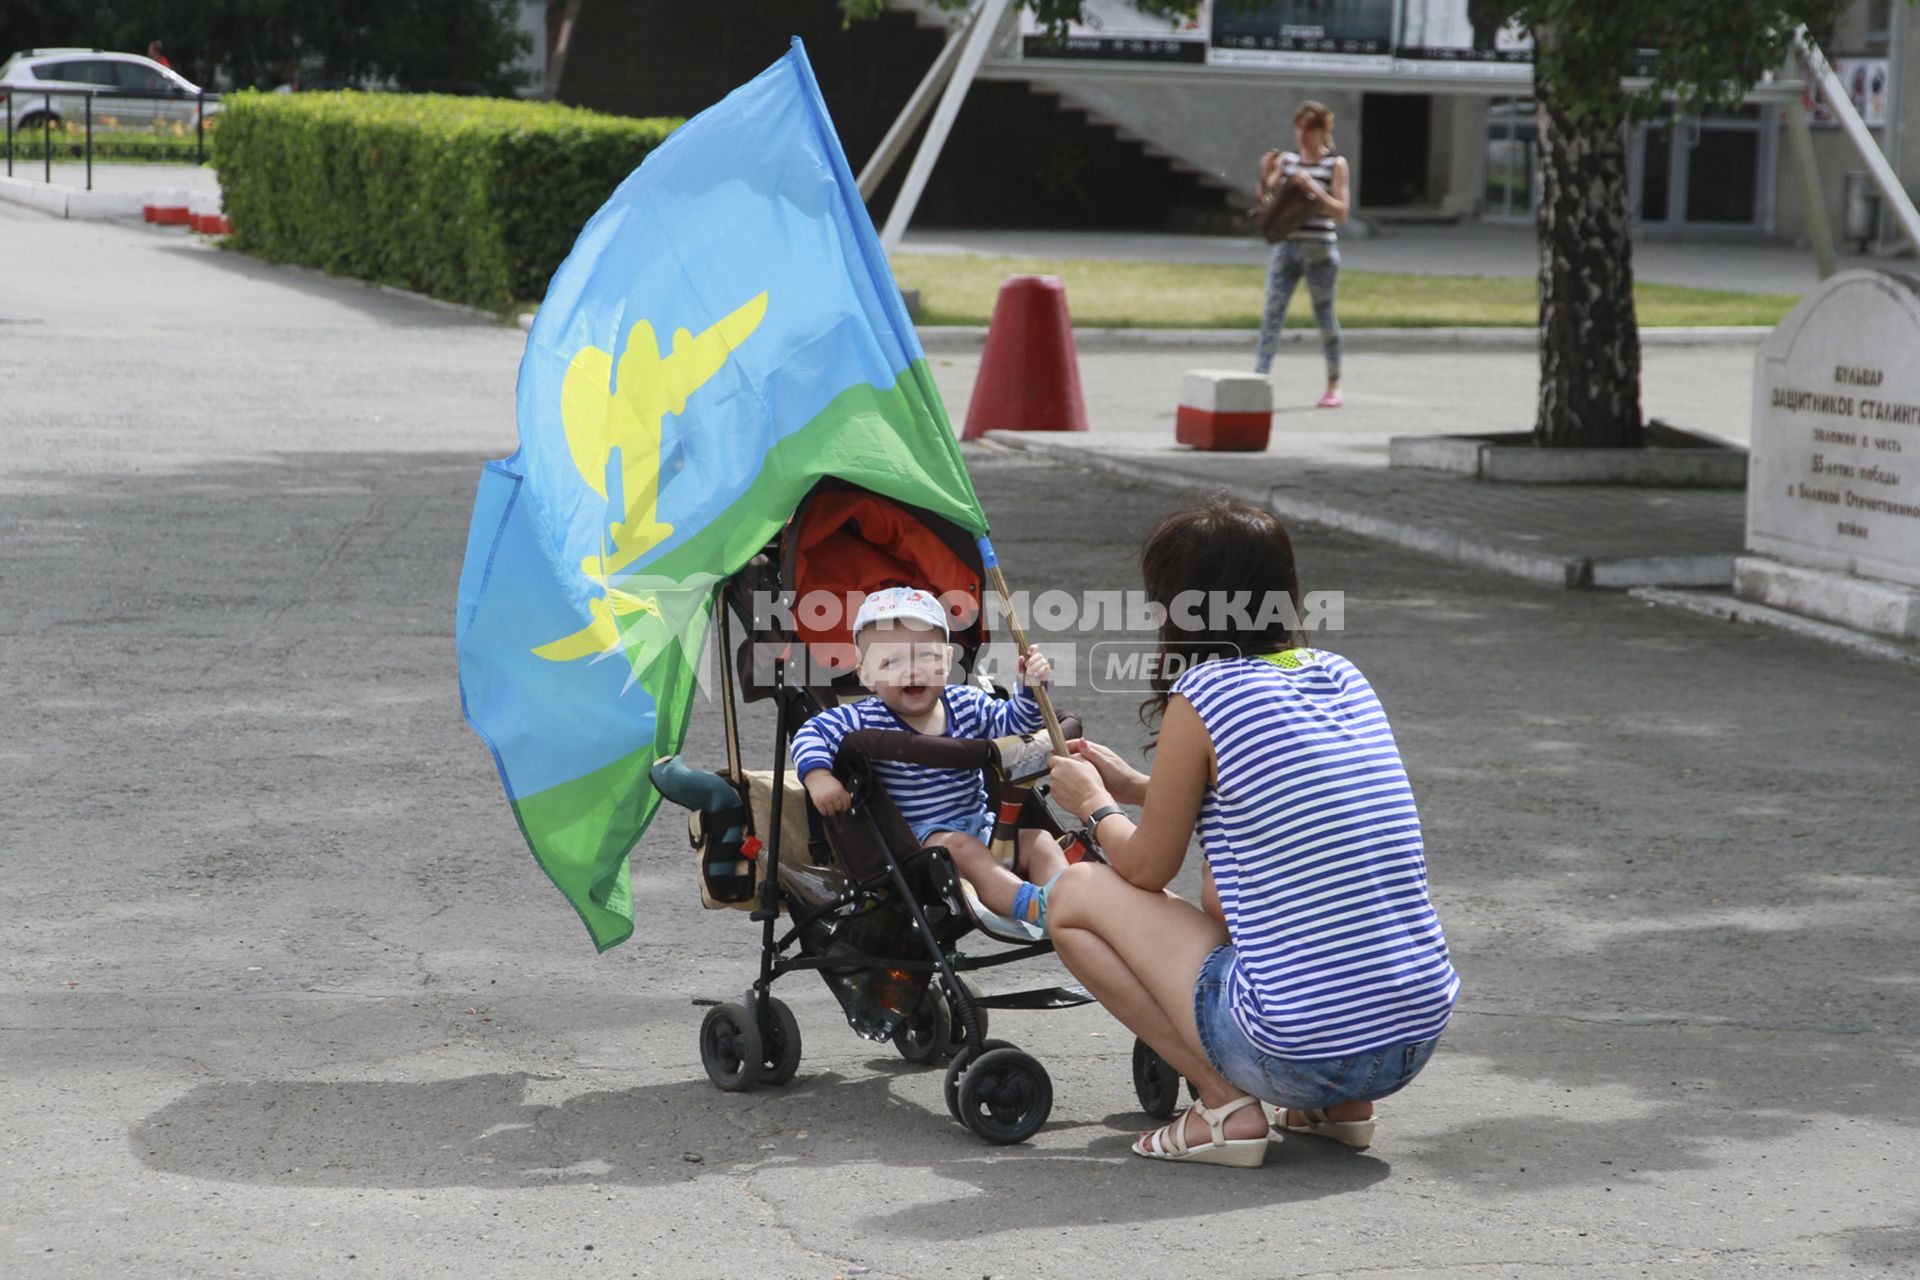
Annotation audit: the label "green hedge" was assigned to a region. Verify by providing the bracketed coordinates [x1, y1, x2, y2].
[214, 91, 680, 311]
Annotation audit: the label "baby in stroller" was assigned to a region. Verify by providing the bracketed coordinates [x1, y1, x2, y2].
[791, 586, 1067, 930]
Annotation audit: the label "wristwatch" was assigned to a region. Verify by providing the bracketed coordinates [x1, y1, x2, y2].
[1085, 804, 1128, 829]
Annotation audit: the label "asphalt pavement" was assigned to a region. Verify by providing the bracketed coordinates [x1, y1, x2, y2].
[4, 200, 1919, 1278]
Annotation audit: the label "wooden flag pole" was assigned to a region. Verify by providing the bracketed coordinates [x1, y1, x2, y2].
[983, 562, 1070, 757]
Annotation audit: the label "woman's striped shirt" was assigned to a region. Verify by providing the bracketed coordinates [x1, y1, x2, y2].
[791, 684, 1043, 829]
[1277, 151, 1339, 243]
[1175, 651, 1458, 1058]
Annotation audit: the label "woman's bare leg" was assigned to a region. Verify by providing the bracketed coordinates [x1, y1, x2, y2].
[1047, 862, 1268, 1144]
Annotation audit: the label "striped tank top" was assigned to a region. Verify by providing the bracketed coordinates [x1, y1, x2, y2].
[1174, 650, 1458, 1059]
[1277, 151, 1339, 243]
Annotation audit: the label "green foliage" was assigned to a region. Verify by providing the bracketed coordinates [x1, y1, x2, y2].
[0, 0, 533, 93]
[1494, 1, 1851, 121]
[215, 91, 679, 311]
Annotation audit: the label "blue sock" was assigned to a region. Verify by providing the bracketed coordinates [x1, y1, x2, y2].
[1013, 871, 1065, 929]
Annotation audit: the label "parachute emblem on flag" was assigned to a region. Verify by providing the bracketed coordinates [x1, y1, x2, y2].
[535, 291, 772, 665]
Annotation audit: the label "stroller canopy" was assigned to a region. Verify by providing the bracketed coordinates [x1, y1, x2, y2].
[787, 486, 986, 675]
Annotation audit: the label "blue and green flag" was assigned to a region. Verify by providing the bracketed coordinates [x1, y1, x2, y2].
[456, 39, 985, 950]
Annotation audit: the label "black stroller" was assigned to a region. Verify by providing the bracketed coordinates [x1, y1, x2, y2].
[650, 479, 1109, 1145]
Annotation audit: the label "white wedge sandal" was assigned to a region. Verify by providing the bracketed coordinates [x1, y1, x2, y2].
[1276, 1106, 1376, 1150]
[1131, 1095, 1269, 1168]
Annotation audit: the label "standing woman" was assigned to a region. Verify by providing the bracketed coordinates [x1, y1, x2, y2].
[1045, 496, 1457, 1167]
[1254, 101, 1350, 408]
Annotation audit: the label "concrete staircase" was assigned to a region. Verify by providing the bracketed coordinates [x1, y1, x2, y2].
[884, 0, 1258, 216]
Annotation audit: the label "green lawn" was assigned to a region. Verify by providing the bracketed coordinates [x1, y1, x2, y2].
[890, 252, 1798, 329]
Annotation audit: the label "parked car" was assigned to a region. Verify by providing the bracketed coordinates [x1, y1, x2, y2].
[0, 48, 218, 133]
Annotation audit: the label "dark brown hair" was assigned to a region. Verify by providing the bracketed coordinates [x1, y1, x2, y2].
[1139, 494, 1305, 731]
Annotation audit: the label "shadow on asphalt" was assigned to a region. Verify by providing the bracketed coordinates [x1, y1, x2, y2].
[128, 1070, 1392, 1226]
[152, 238, 508, 330]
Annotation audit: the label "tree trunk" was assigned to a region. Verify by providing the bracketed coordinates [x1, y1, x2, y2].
[1532, 70, 1645, 448]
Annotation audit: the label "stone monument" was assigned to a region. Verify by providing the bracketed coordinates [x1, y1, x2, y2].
[1739, 269, 1920, 640]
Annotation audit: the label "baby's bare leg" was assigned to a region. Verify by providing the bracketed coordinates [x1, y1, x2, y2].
[929, 831, 1024, 917]
[1017, 829, 1068, 886]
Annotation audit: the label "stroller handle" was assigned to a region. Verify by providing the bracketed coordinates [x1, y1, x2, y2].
[650, 754, 746, 815]
[836, 729, 994, 771]
[834, 716, 1083, 775]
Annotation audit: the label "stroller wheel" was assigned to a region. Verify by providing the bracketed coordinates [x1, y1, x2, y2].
[1131, 1037, 1184, 1120]
[957, 1047, 1053, 1145]
[896, 988, 952, 1065]
[942, 1038, 1015, 1121]
[758, 997, 803, 1086]
[699, 1002, 763, 1092]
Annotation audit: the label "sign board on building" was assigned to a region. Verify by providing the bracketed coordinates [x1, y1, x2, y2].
[1748, 270, 1920, 589]
[1020, 0, 1210, 62]
[1804, 55, 1889, 128]
[1208, 0, 1396, 71]
[1392, 0, 1532, 75]
[1008, 2, 1689, 92]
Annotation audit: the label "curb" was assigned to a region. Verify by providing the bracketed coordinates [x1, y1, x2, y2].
[0, 174, 143, 220]
[919, 324, 1770, 354]
[984, 432, 1735, 591]
[1631, 587, 1920, 667]
[1388, 431, 1749, 488]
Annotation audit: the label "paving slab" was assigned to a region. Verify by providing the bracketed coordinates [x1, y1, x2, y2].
[986, 430, 1747, 590]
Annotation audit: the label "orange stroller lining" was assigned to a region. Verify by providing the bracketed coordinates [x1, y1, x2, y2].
[790, 491, 982, 672]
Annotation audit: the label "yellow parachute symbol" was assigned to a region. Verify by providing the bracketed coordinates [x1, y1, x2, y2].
[532, 291, 768, 663]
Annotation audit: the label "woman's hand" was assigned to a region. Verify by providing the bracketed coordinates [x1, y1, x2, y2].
[1257, 149, 1281, 195]
[1047, 754, 1112, 820]
[1062, 737, 1148, 806]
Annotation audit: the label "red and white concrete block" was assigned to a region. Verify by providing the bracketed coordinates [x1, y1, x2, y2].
[144, 187, 189, 225]
[187, 189, 229, 235]
[143, 187, 227, 234]
[1175, 369, 1273, 452]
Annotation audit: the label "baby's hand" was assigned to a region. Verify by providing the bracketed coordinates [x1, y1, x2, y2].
[804, 771, 852, 815]
[1018, 645, 1051, 687]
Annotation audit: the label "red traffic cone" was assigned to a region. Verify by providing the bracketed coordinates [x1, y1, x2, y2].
[961, 275, 1088, 440]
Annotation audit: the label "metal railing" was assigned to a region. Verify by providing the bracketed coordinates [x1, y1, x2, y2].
[4, 87, 221, 188]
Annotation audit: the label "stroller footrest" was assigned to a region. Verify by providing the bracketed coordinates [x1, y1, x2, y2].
[972, 984, 1096, 1012]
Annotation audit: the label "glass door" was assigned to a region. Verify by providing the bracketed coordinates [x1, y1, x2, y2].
[1632, 106, 1776, 230]
[1482, 96, 1537, 221]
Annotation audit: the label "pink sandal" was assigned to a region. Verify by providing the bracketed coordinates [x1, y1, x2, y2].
[1316, 390, 1343, 409]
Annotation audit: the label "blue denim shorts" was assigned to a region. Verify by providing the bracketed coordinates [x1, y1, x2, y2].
[910, 810, 994, 847]
[1193, 944, 1441, 1110]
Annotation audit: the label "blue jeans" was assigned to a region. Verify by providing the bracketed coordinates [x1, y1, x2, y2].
[1254, 239, 1342, 381]
[1193, 944, 1440, 1110]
